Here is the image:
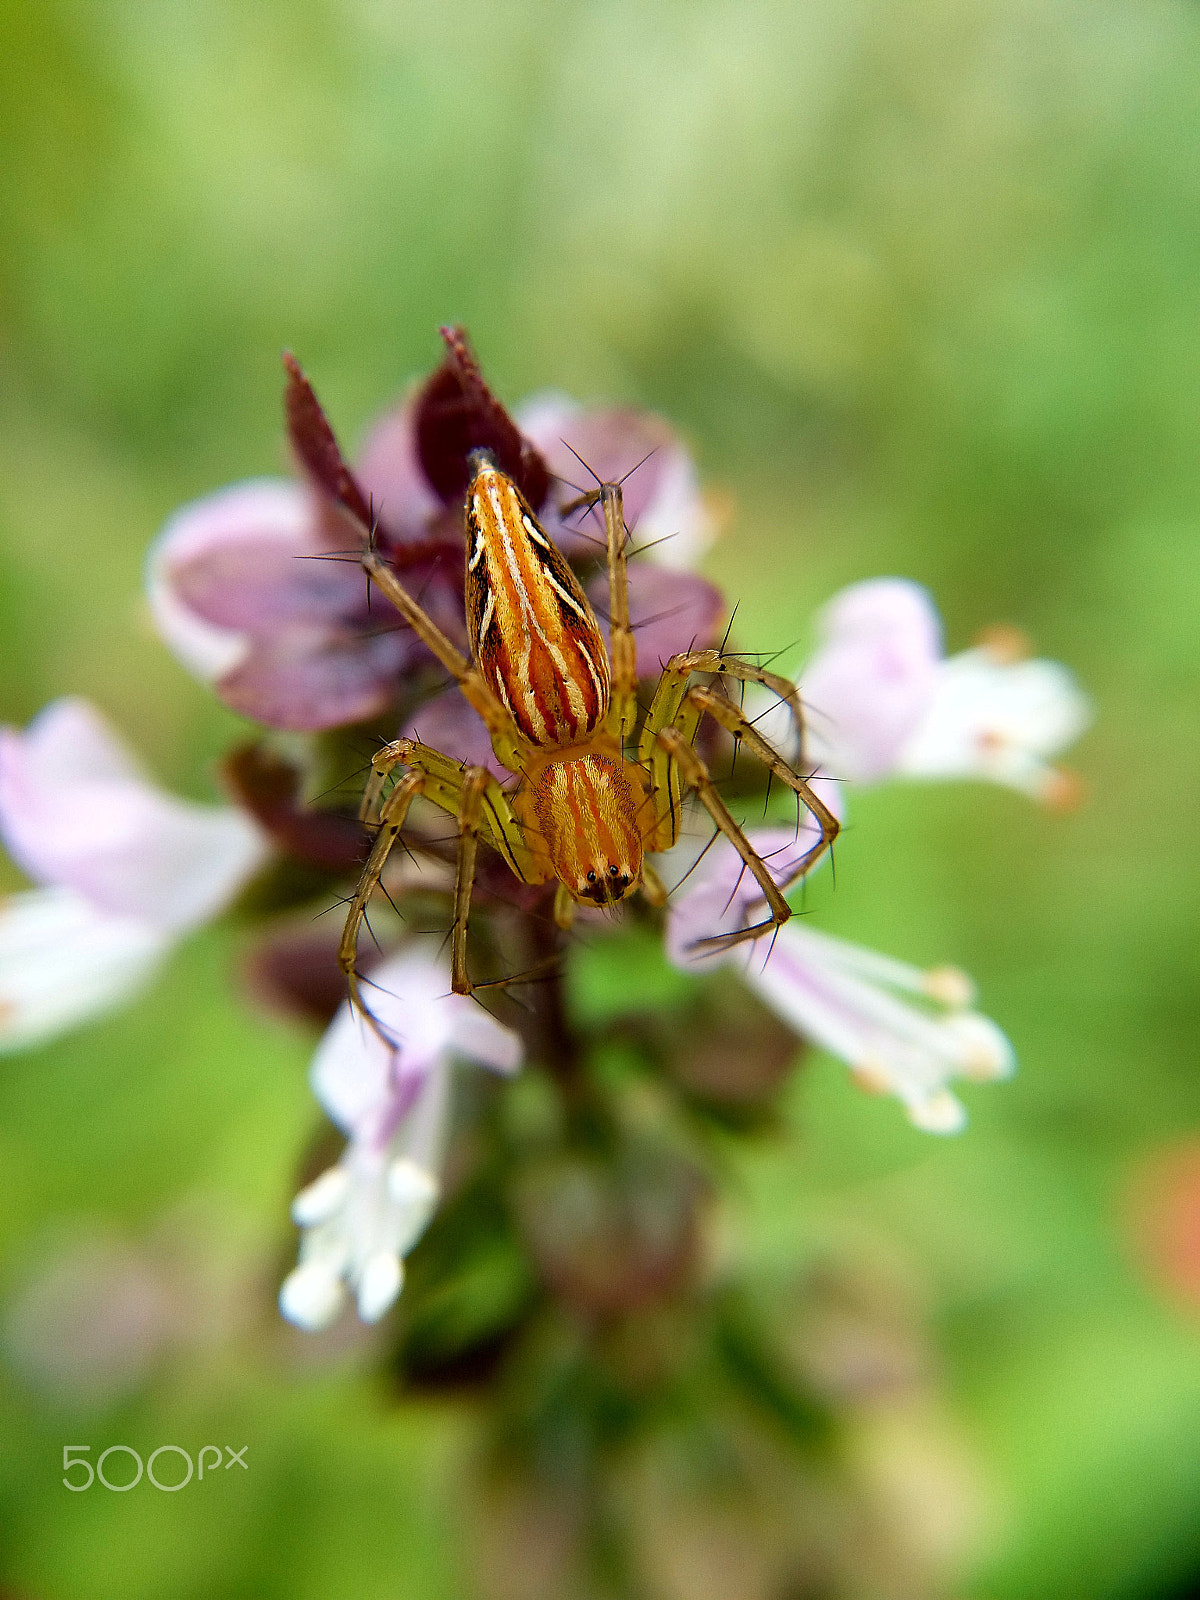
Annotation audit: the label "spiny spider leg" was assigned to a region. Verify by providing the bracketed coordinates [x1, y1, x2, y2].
[686, 684, 838, 890]
[600, 483, 639, 745]
[338, 770, 425, 1035]
[654, 727, 794, 946]
[360, 549, 527, 774]
[640, 648, 808, 770]
[450, 766, 491, 996]
[645, 656, 839, 956]
[343, 739, 537, 1019]
[560, 478, 639, 745]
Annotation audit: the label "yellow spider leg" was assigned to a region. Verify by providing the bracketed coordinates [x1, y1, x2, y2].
[450, 766, 492, 996]
[638, 649, 812, 852]
[343, 742, 546, 1022]
[364, 738, 535, 882]
[654, 727, 793, 948]
[552, 882, 577, 930]
[639, 649, 806, 766]
[599, 483, 639, 746]
[339, 770, 425, 1032]
[684, 684, 839, 890]
[640, 860, 668, 907]
[361, 549, 527, 773]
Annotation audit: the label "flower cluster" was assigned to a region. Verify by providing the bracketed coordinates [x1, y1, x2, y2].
[0, 328, 1090, 1330]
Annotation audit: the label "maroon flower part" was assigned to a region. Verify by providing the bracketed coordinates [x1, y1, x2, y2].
[148, 329, 722, 734]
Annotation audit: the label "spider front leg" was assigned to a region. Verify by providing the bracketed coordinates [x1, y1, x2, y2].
[561, 479, 639, 745]
[339, 768, 426, 1033]
[598, 482, 639, 745]
[342, 738, 538, 1024]
[647, 679, 839, 955]
[360, 548, 527, 774]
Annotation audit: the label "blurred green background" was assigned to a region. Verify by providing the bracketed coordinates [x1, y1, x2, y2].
[2, 1, 1200, 1595]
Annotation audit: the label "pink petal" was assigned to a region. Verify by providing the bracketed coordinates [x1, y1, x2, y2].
[356, 392, 444, 545]
[664, 806, 841, 969]
[589, 565, 725, 671]
[0, 700, 267, 930]
[518, 398, 714, 566]
[0, 888, 170, 1052]
[800, 579, 942, 782]
[401, 691, 510, 779]
[149, 480, 357, 681]
[168, 523, 367, 634]
[310, 944, 522, 1140]
[217, 628, 411, 732]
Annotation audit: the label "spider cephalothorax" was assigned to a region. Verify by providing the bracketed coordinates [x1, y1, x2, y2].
[282, 333, 839, 1020]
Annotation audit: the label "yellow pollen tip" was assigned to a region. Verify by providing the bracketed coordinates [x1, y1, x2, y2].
[923, 966, 975, 1009]
[1039, 766, 1086, 813]
[975, 622, 1033, 664]
[851, 1062, 891, 1097]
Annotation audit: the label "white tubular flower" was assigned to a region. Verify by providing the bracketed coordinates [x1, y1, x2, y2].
[665, 828, 1013, 1134]
[752, 579, 1090, 803]
[0, 699, 268, 1052]
[279, 944, 523, 1331]
[892, 636, 1093, 804]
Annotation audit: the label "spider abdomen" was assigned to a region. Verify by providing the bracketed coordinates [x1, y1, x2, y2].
[465, 460, 610, 748]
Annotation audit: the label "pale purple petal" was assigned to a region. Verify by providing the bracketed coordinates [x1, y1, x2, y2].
[800, 579, 942, 782]
[281, 1059, 450, 1330]
[310, 944, 522, 1140]
[401, 691, 510, 778]
[356, 392, 443, 543]
[0, 700, 268, 931]
[664, 824, 1013, 1134]
[148, 480, 356, 681]
[663, 803, 840, 972]
[0, 887, 169, 1051]
[217, 628, 411, 732]
[445, 1001, 524, 1076]
[589, 565, 725, 670]
[517, 395, 715, 567]
[894, 647, 1092, 799]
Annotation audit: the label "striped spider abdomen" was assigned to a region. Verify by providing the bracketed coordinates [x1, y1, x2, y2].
[465, 455, 610, 748]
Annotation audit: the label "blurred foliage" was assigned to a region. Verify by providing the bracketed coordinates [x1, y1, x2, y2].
[1, 0, 1200, 1596]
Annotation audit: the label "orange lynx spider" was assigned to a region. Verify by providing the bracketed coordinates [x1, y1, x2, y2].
[308, 387, 839, 1020]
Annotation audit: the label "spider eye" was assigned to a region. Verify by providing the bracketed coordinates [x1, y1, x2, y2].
[608, 864, 619, 877]
[586, 870, 597, 884]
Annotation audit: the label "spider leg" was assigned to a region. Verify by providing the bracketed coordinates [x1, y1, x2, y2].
[450, 766, 492, 995]
[342, 740, 541, 1021]
[642, 660, 838, 955]
[561, 478, 639, 745]
[339, 770, 425, 1037]
[552, 883, 577, 931]
[361, 550, 527, 772]
[599, 483, 639, 745]
[640, 860, 668, 907]
[684, 684, 838, 890]
[653, 726, 793, 950]
[640, 648, 807, 768]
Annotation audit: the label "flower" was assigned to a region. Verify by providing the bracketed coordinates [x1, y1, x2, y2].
[752, 578, 1091, 801]
[149, 329, 723, 734]
[0, 699, 268, 1051]
[665, 826, 1013, 1133]
[279, 943, 523, 1330]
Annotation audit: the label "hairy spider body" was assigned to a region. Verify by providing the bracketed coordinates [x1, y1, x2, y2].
[304, 363, 840, 1017]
